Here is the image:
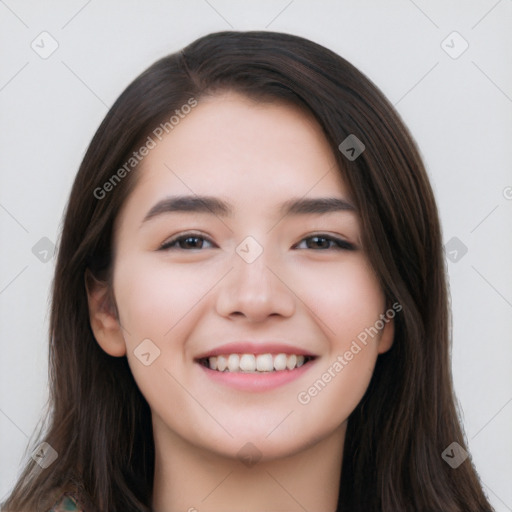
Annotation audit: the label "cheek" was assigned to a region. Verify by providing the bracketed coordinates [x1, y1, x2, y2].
[112, 254, 218, 342]
[111, 253, 224, 404]
[294, 258, 386, 346]
[293, 254, 385, 411]
[288, 259, 385, 431]
[112, 255, 215, 436]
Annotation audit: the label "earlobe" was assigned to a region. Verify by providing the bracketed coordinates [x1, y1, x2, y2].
[85, 268, 126, 357]
[377, 316, 395, 354]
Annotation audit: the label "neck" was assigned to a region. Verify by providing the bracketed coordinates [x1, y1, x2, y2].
[151, 417, 345, 512]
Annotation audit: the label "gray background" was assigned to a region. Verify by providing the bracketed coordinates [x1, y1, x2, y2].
[1, 1, 511, 510]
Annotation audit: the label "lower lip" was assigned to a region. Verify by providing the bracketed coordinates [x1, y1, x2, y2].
[196, 359, 316, 392]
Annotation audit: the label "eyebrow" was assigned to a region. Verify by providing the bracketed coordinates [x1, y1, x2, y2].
[141, 195, 356, 224]
[279, 196, 355, 216]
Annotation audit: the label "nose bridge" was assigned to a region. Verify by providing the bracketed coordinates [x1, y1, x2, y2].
[215, 235, 295, 321]
[233, 236, 274, 300]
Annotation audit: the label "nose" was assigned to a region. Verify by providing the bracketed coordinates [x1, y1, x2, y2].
[215, 244, 295, 323]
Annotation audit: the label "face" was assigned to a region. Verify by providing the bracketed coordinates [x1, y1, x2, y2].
[96, 91, 393, 461]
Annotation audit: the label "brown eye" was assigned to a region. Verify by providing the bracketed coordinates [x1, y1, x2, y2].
[159, 234, 215, 251]
[295, 235, 355, 251]
[306, 236, 331, 249]
[178, 236, 205, 249]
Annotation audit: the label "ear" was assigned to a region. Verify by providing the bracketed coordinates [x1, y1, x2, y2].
[377, 306, 395, 355]
[85, 268, 126, 357]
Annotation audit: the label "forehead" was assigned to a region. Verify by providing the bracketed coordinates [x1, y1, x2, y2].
[120, 91, 352, 220]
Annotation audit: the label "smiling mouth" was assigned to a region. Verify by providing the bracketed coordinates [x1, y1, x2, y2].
[197, 353, 316, 373]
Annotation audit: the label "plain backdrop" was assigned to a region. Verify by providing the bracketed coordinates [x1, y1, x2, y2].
[1, 1, 511, 510]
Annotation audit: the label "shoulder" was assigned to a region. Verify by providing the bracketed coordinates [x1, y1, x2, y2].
[47, 492, 84, 511]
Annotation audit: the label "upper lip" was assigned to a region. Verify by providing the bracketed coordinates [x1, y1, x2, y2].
[195, 341, 317, 360]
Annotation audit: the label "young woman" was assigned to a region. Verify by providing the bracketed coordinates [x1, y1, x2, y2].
[2, 31, 494, 511]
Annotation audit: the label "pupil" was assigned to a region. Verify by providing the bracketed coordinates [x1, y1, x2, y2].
[310, 236, 328, 249]
[184, 237, 201, 248]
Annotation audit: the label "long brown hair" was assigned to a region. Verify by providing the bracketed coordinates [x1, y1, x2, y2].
[2, 31, 494, 511]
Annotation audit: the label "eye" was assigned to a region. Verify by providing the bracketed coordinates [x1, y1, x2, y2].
[159, 233, 215, 251]
[294, 234, 355, 251]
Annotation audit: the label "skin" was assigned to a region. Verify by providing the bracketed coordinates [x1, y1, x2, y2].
[87, 91, 394, 511]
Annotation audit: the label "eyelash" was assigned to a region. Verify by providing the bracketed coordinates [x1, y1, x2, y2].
[158, 233, 355, 251]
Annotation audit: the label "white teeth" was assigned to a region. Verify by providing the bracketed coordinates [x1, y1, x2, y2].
[227, 354, 240, 371]
[286, 354, 297, 370]
[217, 355, 227, 372]
[239, 354, 256, 372]
[256, 353, 274, 371]
[273, 353, 287, 371]
[205, 353, 311, 372]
